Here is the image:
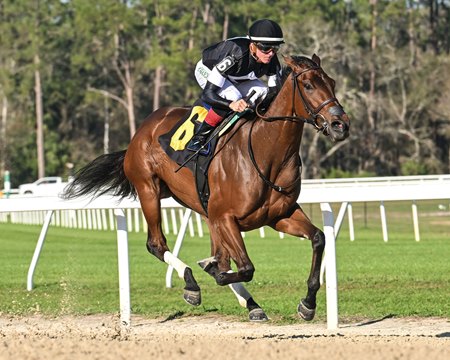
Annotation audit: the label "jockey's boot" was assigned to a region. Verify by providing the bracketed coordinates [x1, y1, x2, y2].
[187, 121, 215, 155]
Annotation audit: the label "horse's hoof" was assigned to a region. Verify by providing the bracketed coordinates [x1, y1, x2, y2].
[297, 299, 315, 321]
[248, 308, 268, 322]
[183, 289, 201, 306]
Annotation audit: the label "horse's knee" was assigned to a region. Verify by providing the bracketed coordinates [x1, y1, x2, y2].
[238, 264, 255, 282]
[312, 230, 325, 252]
[146, 237, 168, 261]
[214, 264, 254, 286]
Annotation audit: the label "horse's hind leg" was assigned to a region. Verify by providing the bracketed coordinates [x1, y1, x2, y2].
[271, 205, 325, 321]
[131, 176, 201, 306]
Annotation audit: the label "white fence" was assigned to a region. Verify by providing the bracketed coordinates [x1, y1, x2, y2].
[1, 204, 206, 238]
[3, 174, 450, 241]
[0, 175, 449, 331]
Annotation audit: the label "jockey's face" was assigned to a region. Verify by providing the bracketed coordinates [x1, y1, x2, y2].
[252, 43, 279, 64]
[256, 48, 276, 63]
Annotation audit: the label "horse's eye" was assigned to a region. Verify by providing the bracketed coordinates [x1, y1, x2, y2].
[303, 82, 313, 90]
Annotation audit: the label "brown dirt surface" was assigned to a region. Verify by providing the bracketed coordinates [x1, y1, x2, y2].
[0, 314, 448, 360]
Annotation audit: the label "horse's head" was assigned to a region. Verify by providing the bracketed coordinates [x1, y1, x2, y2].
[284, 54, 350, 142]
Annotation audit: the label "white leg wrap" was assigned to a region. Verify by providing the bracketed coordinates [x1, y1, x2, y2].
[164, 251, 188, 279]
[227, 271, 251, 308]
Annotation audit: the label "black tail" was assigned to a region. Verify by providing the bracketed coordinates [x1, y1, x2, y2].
[62, 150, 136, 200]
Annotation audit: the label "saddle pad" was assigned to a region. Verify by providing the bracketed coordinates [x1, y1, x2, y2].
[158, 101, 219, 214]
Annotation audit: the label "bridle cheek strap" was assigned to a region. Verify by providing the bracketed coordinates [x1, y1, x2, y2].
[292, 69, 341, 132]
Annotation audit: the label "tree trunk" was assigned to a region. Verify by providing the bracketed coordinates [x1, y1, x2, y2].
[34, 53, 45, 178]
[153, 65, 163, 111]
[304, 132, 320, 178]
[443, 2, 450, 54]
[189, 7, 198, 50]
[202, 2, 210, 23]
[0, 95, 7, 178]
[112, 32, 136, 139]
[103, 96, 110, 154]
[124, 62, 136, 139]
[429, 0, 439, 54]
[407, 0, 417, 66]
[368, 0, 377, 131]
[222, 11, 229, 41]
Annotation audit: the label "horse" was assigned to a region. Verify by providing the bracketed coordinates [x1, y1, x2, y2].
[63, 54, 350, 322]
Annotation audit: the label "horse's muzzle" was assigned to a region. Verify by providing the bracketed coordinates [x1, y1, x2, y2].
[327, 117, 350, 142]
[318, 105, 350, 142]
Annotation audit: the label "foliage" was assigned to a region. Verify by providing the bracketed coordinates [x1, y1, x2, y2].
[0, 0, 449, 187]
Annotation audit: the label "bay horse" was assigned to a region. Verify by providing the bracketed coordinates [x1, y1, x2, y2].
[63, 54, 350, 321]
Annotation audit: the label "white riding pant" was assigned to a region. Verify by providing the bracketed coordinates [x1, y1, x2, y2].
[194, 60, 268, 105]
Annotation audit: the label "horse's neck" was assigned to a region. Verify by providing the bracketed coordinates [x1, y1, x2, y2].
[255, 76, 305, 151]
[252, 79, 304, 162]
[265, 80, 294, 118]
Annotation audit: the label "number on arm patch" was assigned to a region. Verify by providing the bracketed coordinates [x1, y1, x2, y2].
[216, 56, 235, 74]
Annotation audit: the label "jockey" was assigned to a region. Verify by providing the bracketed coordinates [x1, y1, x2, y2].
[187, 19, 284, 153]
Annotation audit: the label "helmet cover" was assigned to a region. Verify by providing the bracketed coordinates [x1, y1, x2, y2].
[248, 19, 284, 45]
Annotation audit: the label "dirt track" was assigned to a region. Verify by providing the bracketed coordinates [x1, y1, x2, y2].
[0, 315, 448, 359]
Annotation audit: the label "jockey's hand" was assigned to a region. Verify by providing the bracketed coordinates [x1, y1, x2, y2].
[229, 99, 249, 112]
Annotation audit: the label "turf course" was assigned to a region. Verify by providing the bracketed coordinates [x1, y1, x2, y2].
[0, 200, 449, 323]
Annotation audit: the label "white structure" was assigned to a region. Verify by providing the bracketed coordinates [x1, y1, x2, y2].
[0, 175, 449, 330]
[18, 176, 67, 196]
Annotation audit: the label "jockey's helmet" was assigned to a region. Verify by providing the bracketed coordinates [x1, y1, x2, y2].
[248, 19, 284, 45]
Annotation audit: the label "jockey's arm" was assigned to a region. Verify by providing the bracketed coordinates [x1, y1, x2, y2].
[201, 81, 232, 111]
[257, 70, 281, 109]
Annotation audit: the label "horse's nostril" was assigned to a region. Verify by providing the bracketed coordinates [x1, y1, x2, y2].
[331, 120, 346, 132]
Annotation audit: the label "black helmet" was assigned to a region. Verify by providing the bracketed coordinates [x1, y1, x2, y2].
[248, 19, 284, 45]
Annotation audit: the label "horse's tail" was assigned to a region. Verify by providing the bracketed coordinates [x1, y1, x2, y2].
[62, 150, 137, 200]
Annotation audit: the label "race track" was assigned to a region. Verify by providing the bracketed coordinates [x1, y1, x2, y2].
[0, 315, 448, 359]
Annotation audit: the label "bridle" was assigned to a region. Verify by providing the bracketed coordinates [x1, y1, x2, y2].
[292, 66, 342, 134]
[255, 65, 344, 134]
[249, 65, 344, 194]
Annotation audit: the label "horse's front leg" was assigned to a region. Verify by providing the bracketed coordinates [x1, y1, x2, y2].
[198, 216, 267, 321]
[271, 204, 325, 321]
[204, 215, 255, 285]
[198, 255, 268, 322]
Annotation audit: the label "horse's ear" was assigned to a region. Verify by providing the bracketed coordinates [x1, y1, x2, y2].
[283, 55, 295, 68]
[312, 54, 321, 66]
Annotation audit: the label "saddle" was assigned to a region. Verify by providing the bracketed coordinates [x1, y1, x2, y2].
[159, 100, 245, 215]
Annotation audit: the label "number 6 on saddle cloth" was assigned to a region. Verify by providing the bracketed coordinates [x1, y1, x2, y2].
[158, 93, 255, 214]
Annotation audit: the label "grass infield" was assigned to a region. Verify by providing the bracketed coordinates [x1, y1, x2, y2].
[0, 200, 449, 323]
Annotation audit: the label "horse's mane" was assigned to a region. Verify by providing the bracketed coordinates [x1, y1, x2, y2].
[281, 55, 317, 85]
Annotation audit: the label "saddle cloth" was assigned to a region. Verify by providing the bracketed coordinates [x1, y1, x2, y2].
[158, 100, 220, 214]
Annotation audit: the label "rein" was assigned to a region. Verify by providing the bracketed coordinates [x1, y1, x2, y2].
[248, 120, 302, 194]
[249, 66, 338, 194]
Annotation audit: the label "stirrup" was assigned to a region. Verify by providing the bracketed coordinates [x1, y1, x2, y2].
[186, 140, 210, 156]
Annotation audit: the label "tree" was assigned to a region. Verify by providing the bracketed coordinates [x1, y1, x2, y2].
[1, 0, 449, 185]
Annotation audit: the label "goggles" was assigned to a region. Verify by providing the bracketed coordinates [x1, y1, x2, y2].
[255, 42, 281, 54]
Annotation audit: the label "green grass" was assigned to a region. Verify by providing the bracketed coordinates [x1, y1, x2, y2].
[0, 199, 449, 323]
